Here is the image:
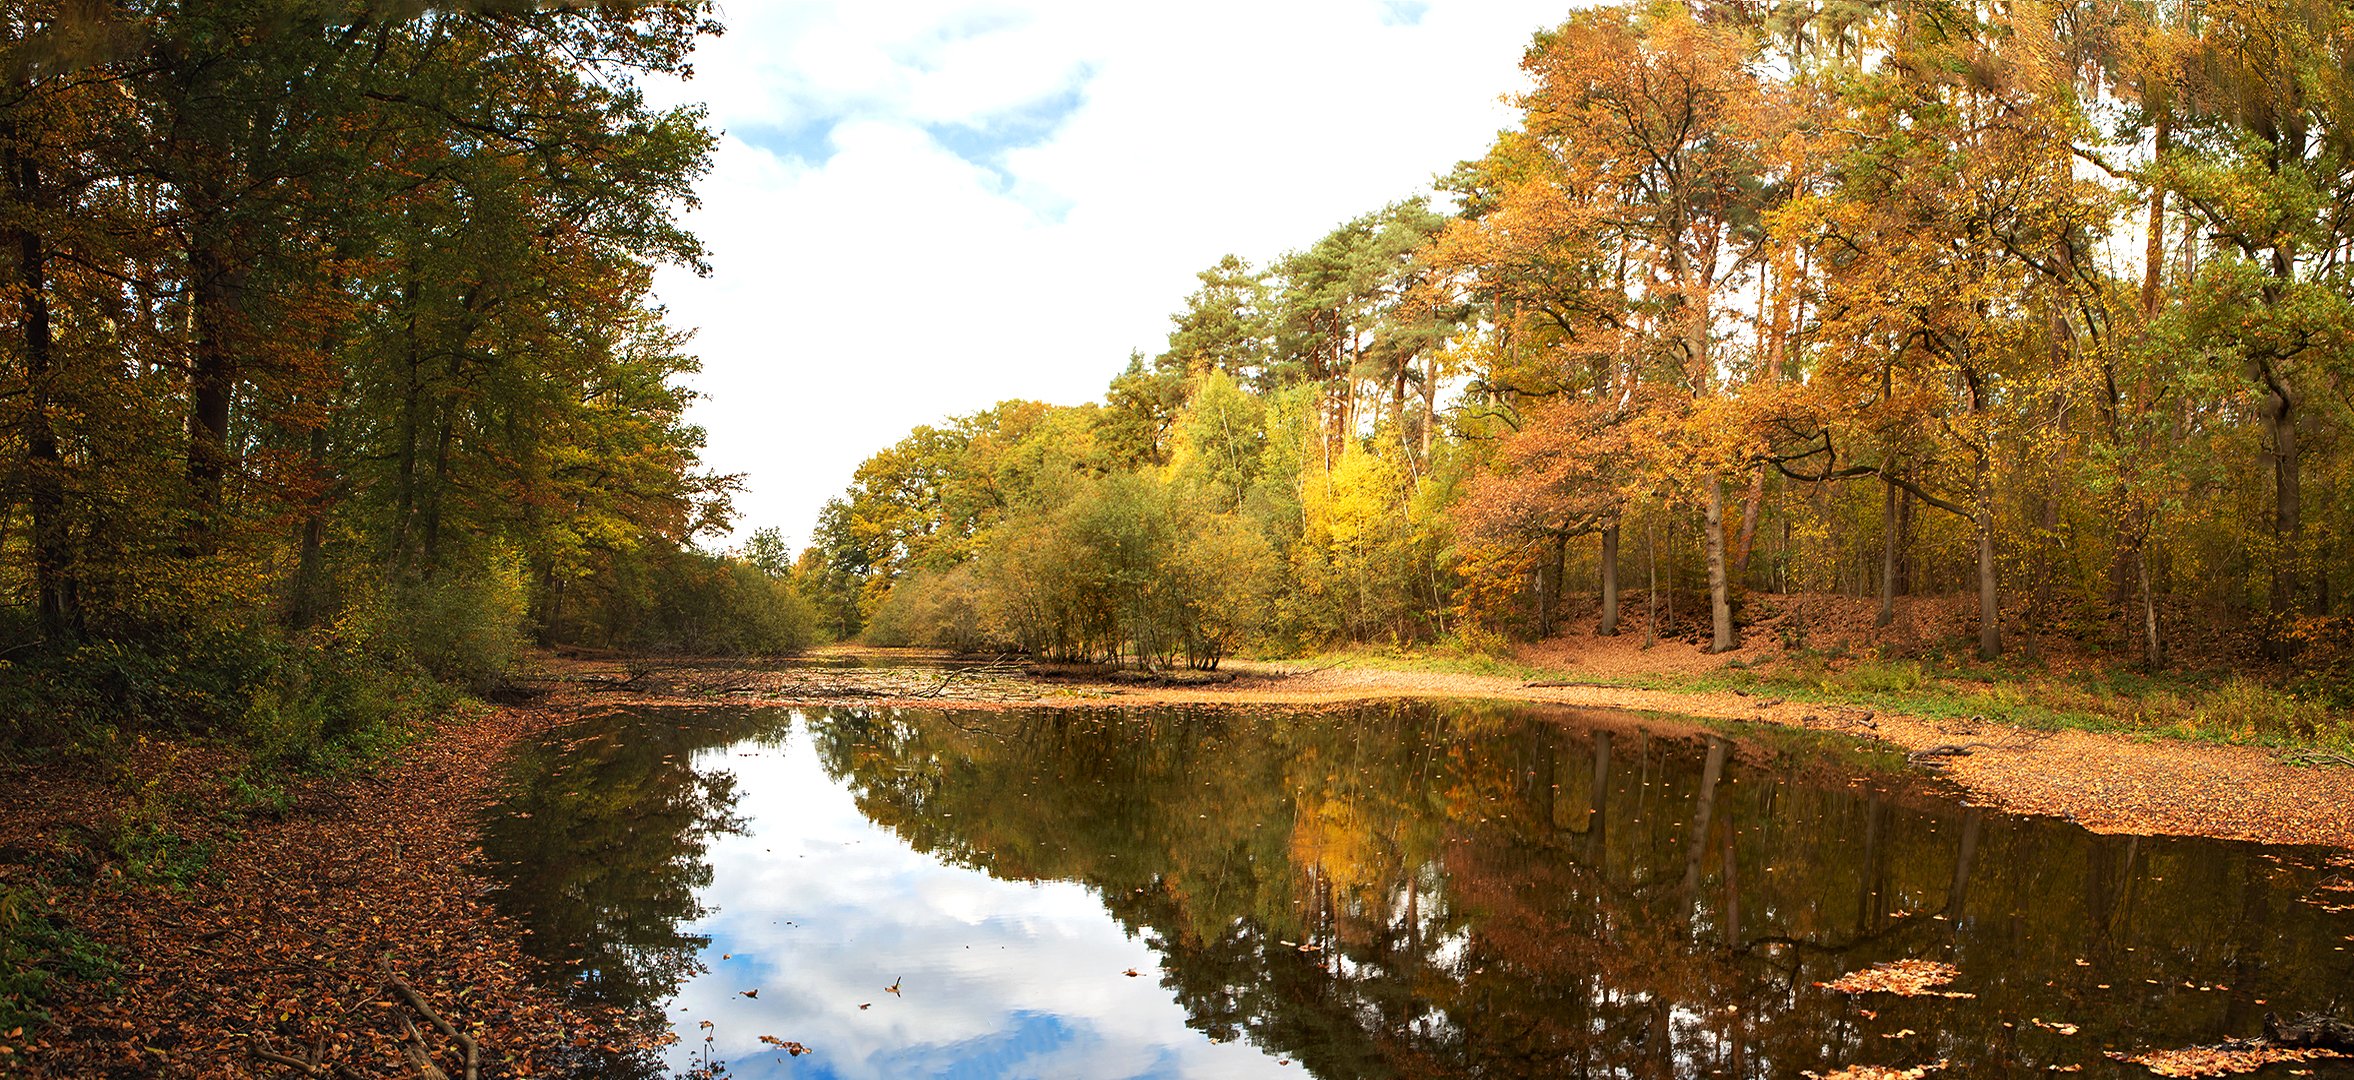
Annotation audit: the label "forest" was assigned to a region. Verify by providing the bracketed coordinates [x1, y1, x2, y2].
[0, 3, 814, 759]
[807, 0, 2354, 692]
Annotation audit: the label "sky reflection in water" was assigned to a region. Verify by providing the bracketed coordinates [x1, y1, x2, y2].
[669, 723, 1284, 1079]
[476, 703, 2354, 1079]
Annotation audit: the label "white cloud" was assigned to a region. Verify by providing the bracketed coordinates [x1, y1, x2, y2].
[647, 0, 1573, 547]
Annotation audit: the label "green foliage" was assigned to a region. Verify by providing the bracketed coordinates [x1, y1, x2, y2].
[0, 5, 734, 753]
[565, 544, 819, 656]
[1838, 659, 1929, 694]
[2190, 678, 2350, 746]
[865, 564, 989, 652]
[107, 757, 213, 890]
[0, 884, 115, 1038]
[236, 637, 451, 771]
[393, 558, 532, 693]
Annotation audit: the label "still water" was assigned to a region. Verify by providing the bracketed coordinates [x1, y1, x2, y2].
[477, 702, 2354, 1079]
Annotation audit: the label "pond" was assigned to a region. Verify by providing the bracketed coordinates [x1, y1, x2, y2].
[477, 702, 2354, 1079]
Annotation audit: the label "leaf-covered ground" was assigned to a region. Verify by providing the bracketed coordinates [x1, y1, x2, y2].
[0, 700, 649, 1077]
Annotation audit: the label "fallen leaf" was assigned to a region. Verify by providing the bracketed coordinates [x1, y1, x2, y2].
[1820, 960, 1973, 998]
[2108, 1045, 2348, 1077]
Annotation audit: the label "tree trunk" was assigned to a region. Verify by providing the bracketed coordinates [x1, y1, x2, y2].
[2136, 545, 2164, 667]
[1536, 538, 1554, 638]
[1586, 731, 1611, 854]
[2258, 371, 2301, 619]
[1976, 503, 2002, 661]
[1895, 487, 1916, 596]
[1945, 810, 1983, 918]
[390, 275, 424, 572]
[1705, 475, 1736, 652]
[2141, 110, 2169, 319]
[286, 426, 333, 630]
[1733, 467, 1766, 579]
[1876, 479, 1898, 628]
[1420, 355, 1437, 462]
[8, 126, 74, 639]
[185, 211, 238, 552]
[1682, 737, 1727, 898]
[1599, 524, 1620, 636]
[1644, 516, 1658, 648]
[1550, 531, 1567, 637]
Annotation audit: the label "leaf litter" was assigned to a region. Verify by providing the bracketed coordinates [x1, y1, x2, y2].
[2107, 1044, 2349, 1077]
[1818, 959, 1976, 998]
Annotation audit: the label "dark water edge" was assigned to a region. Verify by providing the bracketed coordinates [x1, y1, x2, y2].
[477, 701, 2354, 1079]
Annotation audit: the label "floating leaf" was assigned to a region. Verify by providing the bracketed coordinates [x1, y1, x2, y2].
[1819, 960, 1974, 998]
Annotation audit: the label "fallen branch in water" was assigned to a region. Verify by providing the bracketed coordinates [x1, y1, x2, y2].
[917, 655, 1025, 698]
[1908, 743, 1984, 765]
[1910, 722, 2053, 765]
[2267, 1012, 2354, 1051]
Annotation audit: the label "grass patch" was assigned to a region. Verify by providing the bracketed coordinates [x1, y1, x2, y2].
[1277, 641, 1560, 682]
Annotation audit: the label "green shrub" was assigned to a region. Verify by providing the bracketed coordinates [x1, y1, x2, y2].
[2192, 677, 2346, 744]
[393, 556, 530, 691]
[864, 565, 991, 652]
[1447, 624, 1515, 659]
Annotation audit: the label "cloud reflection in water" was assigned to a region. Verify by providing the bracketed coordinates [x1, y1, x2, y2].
[662, 716, 1288, 1079]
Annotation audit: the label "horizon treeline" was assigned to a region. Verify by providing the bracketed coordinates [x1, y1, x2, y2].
[801, 0, 2354, 673]
[0, 3, 812, 751]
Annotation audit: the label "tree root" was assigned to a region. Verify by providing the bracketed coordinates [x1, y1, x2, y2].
[247, 965, 485, 1079]
[382, 962, 481, 1080]
[250, 1039, 364, 1079]
[2282, 751, 2354, 770]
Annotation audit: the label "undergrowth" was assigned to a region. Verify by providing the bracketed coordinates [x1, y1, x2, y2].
[0, 883, 117, 1048]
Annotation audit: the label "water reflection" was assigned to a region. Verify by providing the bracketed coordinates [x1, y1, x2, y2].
[478, 702, 2354, 1079]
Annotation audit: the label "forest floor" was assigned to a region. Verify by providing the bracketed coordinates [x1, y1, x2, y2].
[3, 610, 2350, 1076]
[0, 696, 661, 1078]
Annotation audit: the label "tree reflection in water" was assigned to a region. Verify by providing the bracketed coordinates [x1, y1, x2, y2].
[481, 702, 2354, 1079]
[480, 712, 753, 1075]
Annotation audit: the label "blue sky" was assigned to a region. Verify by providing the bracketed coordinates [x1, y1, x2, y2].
[645, 0, 1574, 547]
